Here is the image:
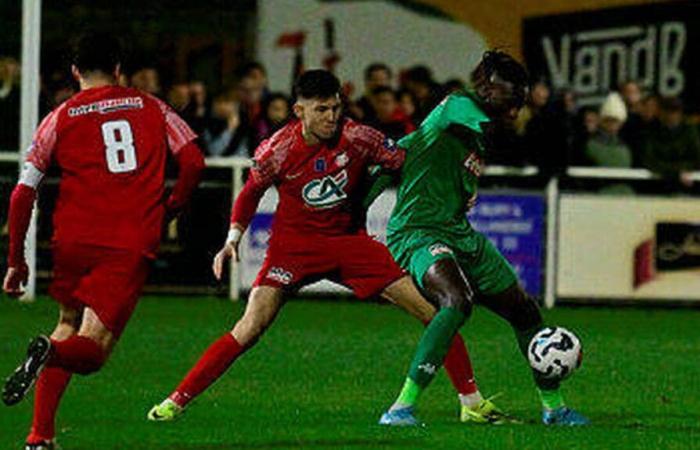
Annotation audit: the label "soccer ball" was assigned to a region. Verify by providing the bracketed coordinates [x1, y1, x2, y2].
[528, 327, 582, 380]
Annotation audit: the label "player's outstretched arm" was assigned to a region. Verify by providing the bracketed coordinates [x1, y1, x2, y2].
[3, 164, 43, 297]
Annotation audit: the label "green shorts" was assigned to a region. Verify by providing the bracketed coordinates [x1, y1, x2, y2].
[387, 228, 517, 295]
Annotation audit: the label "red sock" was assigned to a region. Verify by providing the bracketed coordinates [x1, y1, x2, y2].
[170, 333, 244, 407]
[443, 333, 479, 395]
[26, 367, 72, 444]
[48, 336, 105, 375]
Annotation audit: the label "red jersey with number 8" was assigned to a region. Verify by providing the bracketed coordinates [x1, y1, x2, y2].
[26, 85, 196, 257]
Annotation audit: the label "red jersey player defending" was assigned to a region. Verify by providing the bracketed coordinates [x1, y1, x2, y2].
[148, 70, 506, 424]
[2, 33, 204, 450]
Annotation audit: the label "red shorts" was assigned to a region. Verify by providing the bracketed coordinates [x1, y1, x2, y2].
[49, 242, 150, 337]
[254, 231, 405, 299]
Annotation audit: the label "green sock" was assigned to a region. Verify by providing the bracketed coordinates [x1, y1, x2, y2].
[392, 377, 421, 409]
[390, 307, 466, 409]
[538, 388, 565, 410]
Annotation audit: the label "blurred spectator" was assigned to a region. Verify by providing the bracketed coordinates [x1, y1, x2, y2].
[619, 80, 643, 115]
[182, 80, 209, 135]
[203, 90, 249, 157]
[131, 67, 161, 96]
[401, 65, 444, 123]
[443, 78, 466, 94]
[526, 88, 578, 176]
[0, 56, 20, 150]
[366, 86, 415, 141]
[584, 93, 634, 194]
[641, 97, 700, 189]
[619, 81, 647, 163]
[237, 62, 268, 125]
[625, 93, 660, 166]
[353, 63, 392, 122]
[252, 92, 291, 147]
[514, 79, 549, 137]
[571, 106, 599, 164]
[167, 82, 191, 113]
[397, 89, 417, 124]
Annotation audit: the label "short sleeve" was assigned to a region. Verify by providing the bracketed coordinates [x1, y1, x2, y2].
[25, 108, 61, 172]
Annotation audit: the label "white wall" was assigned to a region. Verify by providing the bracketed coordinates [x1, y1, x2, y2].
[257, 0, 487, 94]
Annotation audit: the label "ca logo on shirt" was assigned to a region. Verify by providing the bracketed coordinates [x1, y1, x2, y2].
[302, 170, 348, 209]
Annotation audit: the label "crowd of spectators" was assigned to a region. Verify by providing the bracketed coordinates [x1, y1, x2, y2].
[3, 55, 700, 192]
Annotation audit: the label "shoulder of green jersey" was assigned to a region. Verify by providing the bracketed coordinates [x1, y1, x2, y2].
[442, 93, 489, 134]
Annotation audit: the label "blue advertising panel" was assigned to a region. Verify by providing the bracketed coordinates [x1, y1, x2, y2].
[468, 194, 546, 297]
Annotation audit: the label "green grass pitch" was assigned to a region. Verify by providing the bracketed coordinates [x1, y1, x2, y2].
[1, 296, 699, 449]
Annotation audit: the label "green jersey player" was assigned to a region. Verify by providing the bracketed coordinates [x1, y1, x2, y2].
[375, 51, 588, 426]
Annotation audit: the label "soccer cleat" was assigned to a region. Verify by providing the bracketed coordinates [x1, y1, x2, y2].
[378, 406, 421, 426]
[25, 439, 57, 450]
[542, 406, 590, 426]
[460, 396, 517, 424]
[148, 398, 184, 422]
[3, 335, 52, 406]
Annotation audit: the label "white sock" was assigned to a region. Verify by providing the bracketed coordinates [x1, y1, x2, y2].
[459, 391, 483, 409]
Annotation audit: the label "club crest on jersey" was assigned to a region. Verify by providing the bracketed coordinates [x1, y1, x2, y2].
[302, 170, 348, 209]
[335, 152, 349, 168]
[463, 152, 484, 177]
[267, 267, 293, 285]
[383, 137, 397, 153]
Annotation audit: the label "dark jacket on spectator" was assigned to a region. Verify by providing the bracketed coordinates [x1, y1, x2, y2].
[641, 122, 700, 179]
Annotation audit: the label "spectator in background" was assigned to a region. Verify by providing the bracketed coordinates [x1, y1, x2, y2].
[443, 78, 466, 94]
[397, 88, 417, 125]
[183, 80, 209, 135]
[131, 67, 161, 96]
[514, 79, 549, 137]
[167, 82, 191, 113]
[584, 93, 634, 195]
[252, 92, 291, 147]
[571, 106, 599, 164]
[641, 97, 700, 189]
[366, 86, 415, 141]
[619, 80, 646, 162]
[354, 63, 392, 122]
[203, 90, 249, 157]
[237, 62, 268, 126]
[401, 65, 444, 123]
[0, 56, 20, 150]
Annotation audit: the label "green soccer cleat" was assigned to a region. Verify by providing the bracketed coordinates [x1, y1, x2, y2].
[147, 398, 184, 422]
[460, 395, 518, 424]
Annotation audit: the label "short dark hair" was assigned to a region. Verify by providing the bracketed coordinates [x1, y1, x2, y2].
[472, 50, 529, 107]
[73, 32, 122, 74]
[371, 86, 395, 98]
[403, 65, 434, 85]
[364, 63, 391, 81]
[294, 69, 340, 100]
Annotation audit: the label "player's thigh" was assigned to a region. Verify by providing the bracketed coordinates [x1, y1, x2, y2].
[232, 286, 284, 345]
[478, 283, 542, 331]
[335, 234, 404, 299]
[381, 276, 436, 323]
[422, 257, 475, 313]
[74, 248, 150, 340]
[460, 233, 518, 296]
[78, 307, 116, 354]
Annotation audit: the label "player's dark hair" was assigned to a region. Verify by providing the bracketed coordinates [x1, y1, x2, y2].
[364, 63, 392, 81]
[73, 32, 122, 75]
[472, 50, 529, 109]
[294, 70, 340, 100]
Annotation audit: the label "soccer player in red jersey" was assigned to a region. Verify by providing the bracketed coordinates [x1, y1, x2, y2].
[2, 33, 205, 450]
[148, 70, 506, 424]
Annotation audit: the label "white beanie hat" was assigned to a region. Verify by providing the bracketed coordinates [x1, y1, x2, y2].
[599, 92, 628, 122]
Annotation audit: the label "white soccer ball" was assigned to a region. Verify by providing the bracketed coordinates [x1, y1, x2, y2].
[528, 327, 582, 380]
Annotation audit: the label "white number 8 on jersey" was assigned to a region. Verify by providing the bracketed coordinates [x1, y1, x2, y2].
[101, 120, 137, 173]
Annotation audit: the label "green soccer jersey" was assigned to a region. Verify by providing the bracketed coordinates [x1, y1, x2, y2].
[387, 91, 489, 238]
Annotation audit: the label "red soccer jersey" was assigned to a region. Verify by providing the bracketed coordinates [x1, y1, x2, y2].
[234, 118, 404, 236]
[27, 85, 196, 257]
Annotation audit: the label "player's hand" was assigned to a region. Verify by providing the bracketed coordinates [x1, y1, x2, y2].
[3, 263, 29, 298]
[679, 171, 694, 187]
[212, 242, 239, 281]
[467, 192, 478, 210]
